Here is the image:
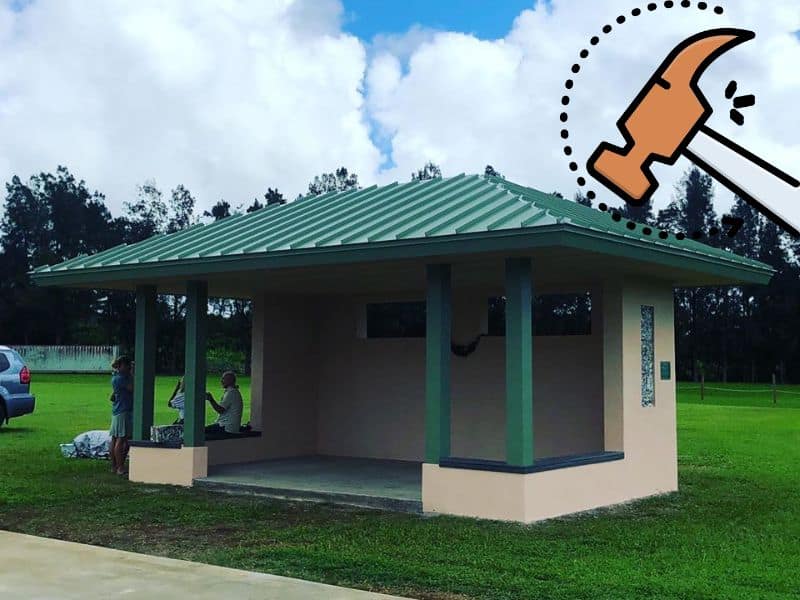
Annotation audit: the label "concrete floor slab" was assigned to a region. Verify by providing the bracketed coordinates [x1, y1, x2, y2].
[196, 456, 422, 512]
[0, 531, 409, 600]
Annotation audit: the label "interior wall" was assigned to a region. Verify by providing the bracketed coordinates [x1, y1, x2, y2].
[316, 297, 427, 461]
[316, 289, 604, 462]
[250, 294, 318, 459]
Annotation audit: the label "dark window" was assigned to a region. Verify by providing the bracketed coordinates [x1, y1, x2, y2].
[488, 292, 592, 336]
[0, 353, 10, 372]
[366, 302, 426, 338]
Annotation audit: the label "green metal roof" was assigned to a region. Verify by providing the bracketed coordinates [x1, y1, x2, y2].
[31, 174, 773, 286]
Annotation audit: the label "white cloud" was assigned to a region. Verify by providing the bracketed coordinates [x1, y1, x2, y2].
[367, 0, 800, 215]
[0, 0, 379, 213]
[0, 0, 798, 220]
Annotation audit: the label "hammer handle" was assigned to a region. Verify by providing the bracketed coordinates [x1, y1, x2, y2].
[685, 126, 800, 237]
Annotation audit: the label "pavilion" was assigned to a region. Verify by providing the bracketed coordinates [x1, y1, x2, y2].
[31, 174, 772, 522]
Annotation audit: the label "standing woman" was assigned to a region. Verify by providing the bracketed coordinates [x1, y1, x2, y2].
[109, 356, 134, 475]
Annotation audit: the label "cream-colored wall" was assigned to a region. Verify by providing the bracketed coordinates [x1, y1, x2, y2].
[618, 280, 678, 492]
[207, 437, 266, 466]
[129, 446, 208, 487]
[423, 280, 678, 522]
[315, 289, 604, 462]
[250, 295, 318, 459]
[451, 336, 604, 460]
[315, 297, 426, 460]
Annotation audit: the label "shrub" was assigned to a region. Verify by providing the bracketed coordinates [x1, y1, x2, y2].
[206, 347, 246, 374]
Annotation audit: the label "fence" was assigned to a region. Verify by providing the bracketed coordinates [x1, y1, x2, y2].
[681, 374, 800, 405]
[14, 345, 119, 373]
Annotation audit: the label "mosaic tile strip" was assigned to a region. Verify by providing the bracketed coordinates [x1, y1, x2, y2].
[641, 305, 655, 407]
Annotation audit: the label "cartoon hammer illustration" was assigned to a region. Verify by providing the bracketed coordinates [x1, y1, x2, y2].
[588, 28, 800, 237]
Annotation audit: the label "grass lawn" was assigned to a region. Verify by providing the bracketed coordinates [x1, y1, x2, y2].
[1, 376, 799, 599]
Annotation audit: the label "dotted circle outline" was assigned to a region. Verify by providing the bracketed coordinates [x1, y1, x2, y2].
[560, 1, 728, 242]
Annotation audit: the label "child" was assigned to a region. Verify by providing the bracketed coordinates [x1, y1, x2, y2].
[109, 356, 134, 475]
[168, 377, 185, 424]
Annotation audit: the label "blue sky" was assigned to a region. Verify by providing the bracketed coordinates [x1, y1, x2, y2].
[342, 0, 541, 170]
[342, 0, 539, 41]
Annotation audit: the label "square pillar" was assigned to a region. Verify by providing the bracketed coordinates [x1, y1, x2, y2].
[601, 283, 624, 451]
[505, 257, 533, 467]
[184, 280, 208, 447]
[133, 285, 157, 441]
[425, 264, 452, 463]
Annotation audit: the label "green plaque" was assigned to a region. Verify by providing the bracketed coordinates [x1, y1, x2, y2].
[660, 361, 671, 380]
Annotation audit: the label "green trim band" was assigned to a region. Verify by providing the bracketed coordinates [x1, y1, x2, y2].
[30, 225, 773, 289]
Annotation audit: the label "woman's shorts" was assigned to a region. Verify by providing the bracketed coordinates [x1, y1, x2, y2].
[110, 412, 133, 438]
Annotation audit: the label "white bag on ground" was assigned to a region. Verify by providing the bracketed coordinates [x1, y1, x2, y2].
[69, 430, 112, 459]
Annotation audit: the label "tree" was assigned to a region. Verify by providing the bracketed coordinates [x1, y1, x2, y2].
[245, 187, 286, 214]
[753, 220, 793, 382]
[411, 162, 442, 181]
[721, 197, 762, 381]
[307, 167, 360, 196]
[167, 185, 196, 233]
[726, 196, 760, 259]
[265, 187, 285, 206]
[656, 167, 720, 381]
[205, 200, 232, 221]
[574, 192, 592, 208]
[124, 181, 168, 242]
[246, 199, 264, 213]
[0, 166, 123, 344]
[657, 167, 718, 240]
[614, 198, 654, 224]
[484, 165, 503, 178]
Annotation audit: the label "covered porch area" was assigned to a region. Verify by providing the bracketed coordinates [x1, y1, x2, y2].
[124, 249, 671, 522]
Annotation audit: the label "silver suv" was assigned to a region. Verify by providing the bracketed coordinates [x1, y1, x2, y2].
[0, 346, 35, 427]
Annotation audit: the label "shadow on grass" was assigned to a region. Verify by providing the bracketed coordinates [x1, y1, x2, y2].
[0, 426, 34, 434]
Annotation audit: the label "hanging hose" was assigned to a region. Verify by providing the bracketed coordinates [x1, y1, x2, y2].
[451, 334, 484, 357]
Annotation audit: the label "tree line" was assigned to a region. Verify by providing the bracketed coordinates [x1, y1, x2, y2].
[0, 166, 361, 373]
[1, 162, 797, 382]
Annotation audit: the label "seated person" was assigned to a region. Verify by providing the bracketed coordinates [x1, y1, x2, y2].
[167, 377, 185, 424]
[205, 371, 243, 435]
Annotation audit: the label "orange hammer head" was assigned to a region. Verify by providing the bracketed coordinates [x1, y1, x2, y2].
[587, 28, 754, 206]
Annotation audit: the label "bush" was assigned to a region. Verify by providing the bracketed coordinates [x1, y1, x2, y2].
[206, 347, 245, 374]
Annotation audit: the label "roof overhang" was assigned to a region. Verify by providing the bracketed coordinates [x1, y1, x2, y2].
[30, 225, 774, 295]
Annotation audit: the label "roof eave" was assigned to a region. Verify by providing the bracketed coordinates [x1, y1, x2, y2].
[29, 225, 774, 288]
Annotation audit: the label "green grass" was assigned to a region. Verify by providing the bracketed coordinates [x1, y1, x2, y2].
[1, 376, 799, 599]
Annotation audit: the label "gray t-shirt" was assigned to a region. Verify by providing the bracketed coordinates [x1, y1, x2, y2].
[111, 373, 133, 415]
[215, 387, 243, 433]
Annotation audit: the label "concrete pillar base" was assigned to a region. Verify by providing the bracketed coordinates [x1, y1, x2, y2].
[422, 461, 676, 523]
[129, 446, 208, 486]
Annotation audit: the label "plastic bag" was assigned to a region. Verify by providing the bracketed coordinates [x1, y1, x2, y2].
[70, 429, 111, 459]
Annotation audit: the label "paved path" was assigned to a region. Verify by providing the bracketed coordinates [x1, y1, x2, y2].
[0, 531, 409, 599]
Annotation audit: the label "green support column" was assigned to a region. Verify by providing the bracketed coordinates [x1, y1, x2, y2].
[184, 280, 208, 447]
[505, 257, 534, 467]
[133, 285, 157, 441]
[425, 264, 452, 463]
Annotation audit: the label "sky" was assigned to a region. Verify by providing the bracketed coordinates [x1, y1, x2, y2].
[343, 0, 539, 42]
[0, 0, 798, 218]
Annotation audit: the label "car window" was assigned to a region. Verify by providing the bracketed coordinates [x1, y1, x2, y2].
[0, 352, 10, 373]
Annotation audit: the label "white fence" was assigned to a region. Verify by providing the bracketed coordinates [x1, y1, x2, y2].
[14, 345, 119, 373]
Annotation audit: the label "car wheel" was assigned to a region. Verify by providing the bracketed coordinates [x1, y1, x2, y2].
[0, 401, 6, 428]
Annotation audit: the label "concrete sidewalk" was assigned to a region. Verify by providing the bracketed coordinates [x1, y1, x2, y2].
[0, 531, 409, 599]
